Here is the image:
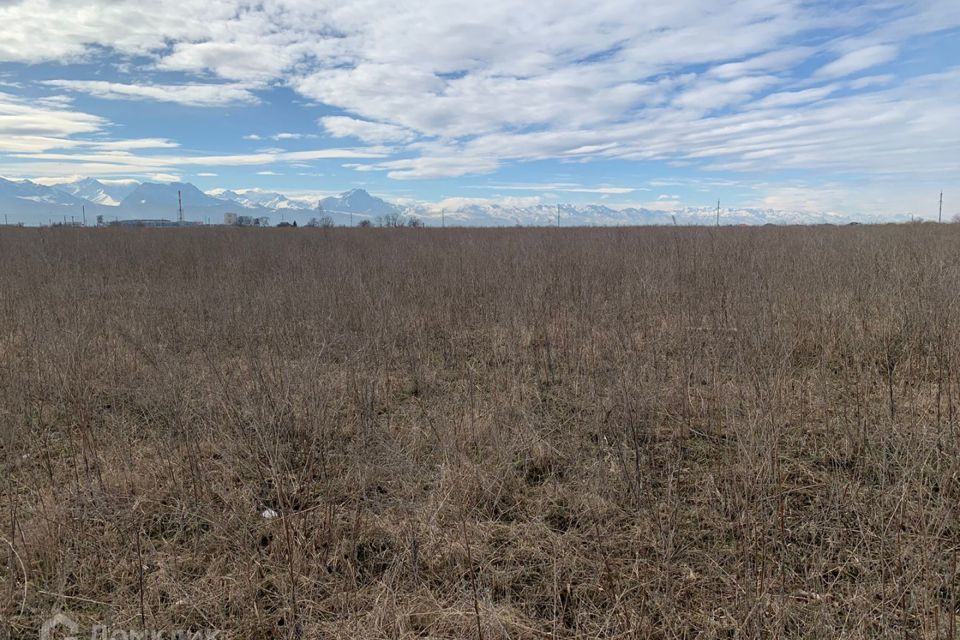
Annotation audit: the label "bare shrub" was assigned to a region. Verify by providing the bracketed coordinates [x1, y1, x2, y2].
[2, 224, 959, 638]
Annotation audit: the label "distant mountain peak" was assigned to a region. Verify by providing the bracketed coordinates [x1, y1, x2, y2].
[0, 175, 904, 226]
[51, 177, 138, 206]
[0, 177, 99, 223]
[117, 181, 265, 219]
[320, 188, 396, 218]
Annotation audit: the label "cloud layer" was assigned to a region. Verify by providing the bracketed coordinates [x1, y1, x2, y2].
[0, 0, 957, 215]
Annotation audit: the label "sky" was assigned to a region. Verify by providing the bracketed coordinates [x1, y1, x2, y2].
[0, 0, 958, 218]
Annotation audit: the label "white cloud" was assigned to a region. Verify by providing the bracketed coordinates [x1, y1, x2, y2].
[42, 80, 258, 107]
[341, 163, 379, 172]
[247, 132, 317, 141]
[708, 47, 815, 80]
[30, 174, 139, 186]
[816, 45, 899, 79]
[86, 139, 179, 150]
[479, 183, 640, 195]
[0, 90, 103, 137]
[355, 65, 960, 179]
[0, 0, 956, 196]
[432, 196, 544, 211]
[29, 175, 86, 186]
[0, 143, 391, 180]
[0, 1, 208, 62]
[673, 76, 778, 111]
[359, 153, 501, 180]
[320, 116, 416, 144]
[156, 41, 299, 82]
[0, 136, 80, 153]
[149, 173, 181, 182]
[753, 85, 839, 108]
[0, 90, 108, 154]
[850, 74, 895, 89]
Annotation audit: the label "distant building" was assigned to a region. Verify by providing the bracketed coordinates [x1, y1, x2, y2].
[109, 219, 176, 227]
[103, 219, 204, 228]
[224, 212, 268, 227]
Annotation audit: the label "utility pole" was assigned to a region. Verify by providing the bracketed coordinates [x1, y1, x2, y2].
[716, 200, 720, 227]
[939, 191, 943, 223]
[557, 205, 560, 228]
[442, 208, 445, 228]
[178, 190, 184, 224]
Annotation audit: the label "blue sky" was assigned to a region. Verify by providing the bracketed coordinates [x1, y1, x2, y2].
[0, 0, 958, 217]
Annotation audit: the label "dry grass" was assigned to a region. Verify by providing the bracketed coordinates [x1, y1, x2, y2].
[1, 224, 959, 638]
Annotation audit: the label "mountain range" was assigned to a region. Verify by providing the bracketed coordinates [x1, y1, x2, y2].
[0, 177, 904, 227]
[51, 177, 139, 206]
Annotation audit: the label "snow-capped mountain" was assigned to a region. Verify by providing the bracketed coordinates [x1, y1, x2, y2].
[122, 182, 219, 212]
[321, 188, 398, 218]
[673, 206, 853, 226]
[401, 202, 860, 227]
[119, 182, 273, 219]
[213, 188, 398, 224]
[0, 177, 106, 224]
[209, 188, 314, 211]
[210, 187, 397, 218]
[0, 176, 909, 226]
[51, 177, 139, 206]
[0, 177, 87, 207]
[403, 203, 672, 227]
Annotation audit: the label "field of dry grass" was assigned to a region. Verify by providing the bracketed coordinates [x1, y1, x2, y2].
[2, 224, 959, 638]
